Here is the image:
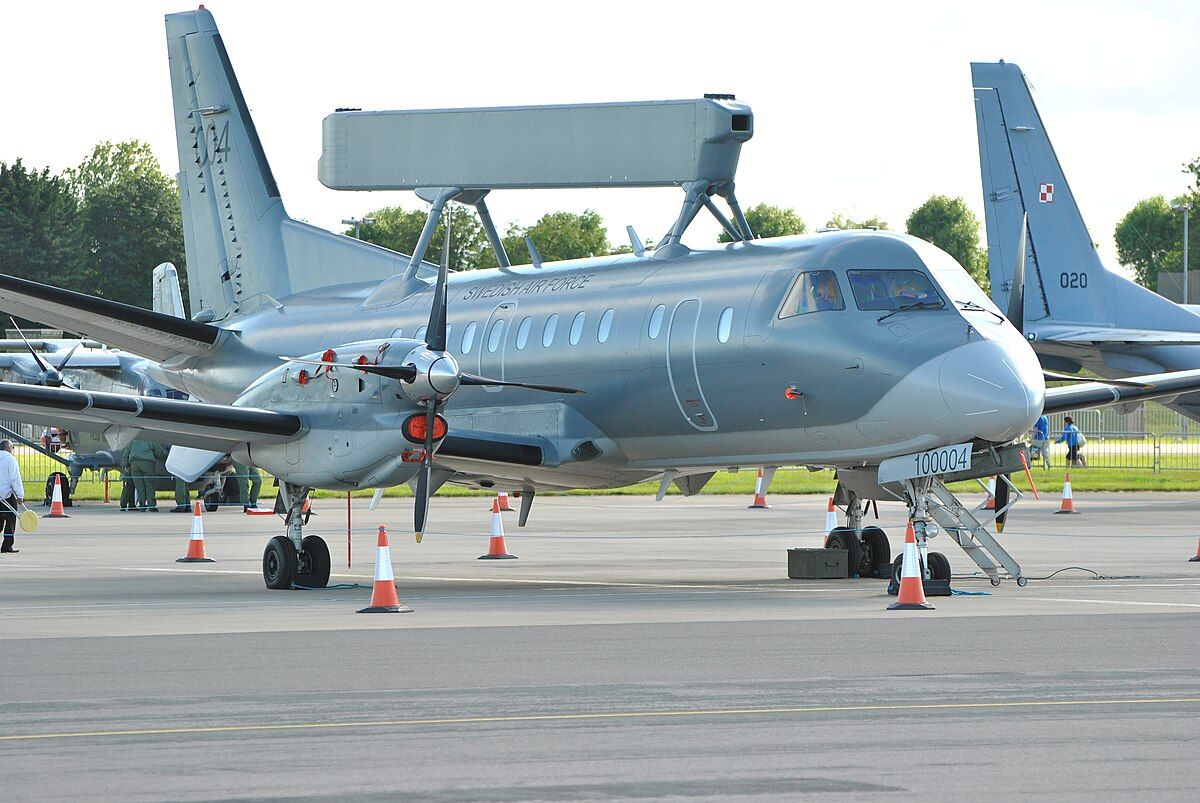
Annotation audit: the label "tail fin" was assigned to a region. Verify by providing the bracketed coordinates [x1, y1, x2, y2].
[151, 263, 185, 319]
[166, 9, 404, 322]
[972, 61, 1198, 335]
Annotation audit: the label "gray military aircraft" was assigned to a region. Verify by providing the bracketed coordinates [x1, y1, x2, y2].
[0, 10, 1196, 592]
[974, 61, 1200, 420]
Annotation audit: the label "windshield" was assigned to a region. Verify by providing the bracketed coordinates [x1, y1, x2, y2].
[847, 269, 943, 311]
[778, 270, 845, 318]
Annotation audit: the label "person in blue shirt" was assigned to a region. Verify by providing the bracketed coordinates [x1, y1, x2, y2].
[1055, 416, 1084, 467]
[1031, 415, 1050, 468]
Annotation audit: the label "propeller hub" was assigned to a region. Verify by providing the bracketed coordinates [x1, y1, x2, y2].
[399, 346, 461, 404]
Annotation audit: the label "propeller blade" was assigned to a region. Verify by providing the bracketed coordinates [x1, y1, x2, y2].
[994, 475, 1010, 533]
[1007, 213, 1027, 334]
[425, 207, 450, 353]
[279, 356, 417, 382]
[459, 373, 585, 395]
[9, 317, 54, 375]
[1042, 370, 1154, 389]
[53, 341, 82, 373]
[414, 399, 437, 542]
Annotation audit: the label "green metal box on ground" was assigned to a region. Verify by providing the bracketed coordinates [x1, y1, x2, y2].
[787, 548, 848, 579]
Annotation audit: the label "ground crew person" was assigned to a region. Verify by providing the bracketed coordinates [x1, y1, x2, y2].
[1031, 414, 1051, 469]
[119, 464, 136, 511]
[122, 440, 167, 511]
[1056, 416, 1085, 468]
[232, 460, 262, 511]
[0, 439, 25, 553]
[171, 475, 191, 512]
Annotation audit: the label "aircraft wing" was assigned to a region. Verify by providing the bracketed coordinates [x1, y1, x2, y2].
[1033, 325, 1200, 346]
[1043, 368, 1200, 415]
[0, 381, 302, 451]
[0, 273, 223, 362]
[0, 351, 123, 371]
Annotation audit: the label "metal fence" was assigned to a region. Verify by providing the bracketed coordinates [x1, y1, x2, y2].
[1029, 430, 1200, 471]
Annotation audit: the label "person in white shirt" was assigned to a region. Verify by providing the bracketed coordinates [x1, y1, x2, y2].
[0, 439, 25, 553]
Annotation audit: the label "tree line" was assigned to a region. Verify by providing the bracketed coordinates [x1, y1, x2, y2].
[20, 137, 1198, 310]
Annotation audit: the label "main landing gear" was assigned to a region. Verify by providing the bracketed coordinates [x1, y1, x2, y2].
[262, 483, 331, 590]
[823, 494, 892, 578]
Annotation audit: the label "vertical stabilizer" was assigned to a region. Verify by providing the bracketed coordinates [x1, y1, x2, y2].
[972, 61, 1198, 334]
[165, 9, 407, 322]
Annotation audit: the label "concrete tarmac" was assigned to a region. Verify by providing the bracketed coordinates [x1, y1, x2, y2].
[0, 492, 1197, 800]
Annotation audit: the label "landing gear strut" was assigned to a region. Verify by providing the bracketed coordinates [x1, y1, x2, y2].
[261, 483, 330, 590]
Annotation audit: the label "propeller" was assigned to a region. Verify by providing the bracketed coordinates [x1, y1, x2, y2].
[993, 475, 1010, 533]
[10, 317, 79, 387]
[1007, 213, 1027, 335]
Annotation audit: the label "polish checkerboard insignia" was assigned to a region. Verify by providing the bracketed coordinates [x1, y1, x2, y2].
[1038, 183, 1054, 203]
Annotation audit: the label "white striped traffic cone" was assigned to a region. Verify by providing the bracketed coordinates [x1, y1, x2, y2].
[358, 526, 412, 613]
[496, 491, 514, 512]
[747, 468, 771, 509]
[1054, 472, 1081, 514]
[43, 474, 70, 518]
[176, 500, 215, 562]
[983, 477, 996, 510]
[479, 498, 517, 559]
[888, 522, 934, 610]
[824, 497, 838, 533]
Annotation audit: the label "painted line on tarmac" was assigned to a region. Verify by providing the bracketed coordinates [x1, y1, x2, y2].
[1021, 596, 1200, 609]
[2, 697, 1197, 743]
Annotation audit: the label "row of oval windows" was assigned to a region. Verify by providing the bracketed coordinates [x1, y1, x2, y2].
[399, 304, 736, 355]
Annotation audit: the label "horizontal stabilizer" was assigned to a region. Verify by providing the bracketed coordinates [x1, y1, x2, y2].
[1034, 325, 1200, 346]
[1043, 368, 1200, 415]
[0, 381, 301, 451]
[0, 273, 222, 362]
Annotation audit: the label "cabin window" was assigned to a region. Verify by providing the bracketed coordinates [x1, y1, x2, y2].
[778, 270, 845, 318]
[598, 309, 614, 343]
[516, 316, 533, 349]
[569, 312, 586, 345]
[487, 319, 505, 353]
[717, 307, 734, 343]
[461, 321, 477, 354]
[648, 304, 666, 338]
[847, 269, 943, 312]
[542, 314, 559, 347]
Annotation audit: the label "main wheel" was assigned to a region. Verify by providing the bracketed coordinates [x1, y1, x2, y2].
[296, 535, 331, 589]
[824, 527, 862, 577]
[927, 551, 952, 581]
[263, 536, 298, 590]
[859, 526, 891, 578]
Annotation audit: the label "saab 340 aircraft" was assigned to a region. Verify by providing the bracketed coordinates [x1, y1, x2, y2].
[0, 9, 1196, 591]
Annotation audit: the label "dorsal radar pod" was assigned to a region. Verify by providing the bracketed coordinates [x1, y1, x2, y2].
[317, 95, 758, 284]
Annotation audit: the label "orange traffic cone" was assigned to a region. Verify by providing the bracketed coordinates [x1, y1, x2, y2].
[824, 497, 838, 533]
[1188, 537, 1200, 563]
[496, 492, 514, 512]
[888, 522, 934, 610]
[176, 501, 215, 562]
[1054, 472, 1081, 514]
[358, 526, 411, 613]
[43, 474, 70, 518]
[479, 498, 517, 559]
[747, 468, 771, 509]
[983, 477, 996, 510]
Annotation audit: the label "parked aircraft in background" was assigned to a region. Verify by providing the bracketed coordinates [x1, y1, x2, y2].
[1, 10, 1197, 593]
[974, 61, 1200, 422]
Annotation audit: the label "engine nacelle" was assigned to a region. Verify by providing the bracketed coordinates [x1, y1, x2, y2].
[231, 339, 444, 489]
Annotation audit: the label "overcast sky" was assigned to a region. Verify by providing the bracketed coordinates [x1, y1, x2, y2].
[2, 0, 1197, 269]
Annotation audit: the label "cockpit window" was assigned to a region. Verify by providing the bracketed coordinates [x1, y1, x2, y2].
[847, 269, 942, 311]
[778, 270, 845, 318]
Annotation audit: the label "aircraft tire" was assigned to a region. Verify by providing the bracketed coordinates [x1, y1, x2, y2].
[859, 526, 891, 578]
[263, 536, 298, 590]
[927, 552, 952, 582]
[824, 528, 862, 577]
[297, 535, 331, 589]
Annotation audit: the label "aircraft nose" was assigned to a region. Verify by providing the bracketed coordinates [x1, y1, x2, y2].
[939, 339, 1044, 443]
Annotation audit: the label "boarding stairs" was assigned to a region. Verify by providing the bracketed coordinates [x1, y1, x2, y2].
[926, 479, 1024, 585]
